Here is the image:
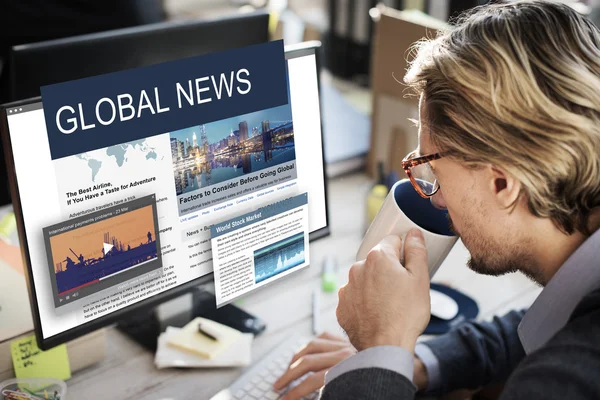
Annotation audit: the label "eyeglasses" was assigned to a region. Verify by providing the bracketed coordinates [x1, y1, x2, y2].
[401, 150, 443, 198]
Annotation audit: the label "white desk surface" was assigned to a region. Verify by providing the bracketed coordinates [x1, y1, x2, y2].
[66, 172, 541, 399]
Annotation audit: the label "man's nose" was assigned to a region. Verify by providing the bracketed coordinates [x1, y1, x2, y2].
[430, 190, 447, 210]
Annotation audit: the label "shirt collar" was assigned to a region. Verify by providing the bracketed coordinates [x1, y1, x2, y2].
[518, 228, 600, 354]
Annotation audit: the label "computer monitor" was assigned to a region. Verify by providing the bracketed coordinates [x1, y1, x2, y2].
[0, 10, 270, 207]
[0, 42, 329, 350]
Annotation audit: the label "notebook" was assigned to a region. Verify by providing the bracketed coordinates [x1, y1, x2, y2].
[156, 326, 252, 369]
[166, 317, 243, 359]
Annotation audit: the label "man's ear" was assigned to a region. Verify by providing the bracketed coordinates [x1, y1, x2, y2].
[488, 165, 521, 208]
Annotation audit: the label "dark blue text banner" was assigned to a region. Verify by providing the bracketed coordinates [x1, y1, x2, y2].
[41, 40, 287, 160]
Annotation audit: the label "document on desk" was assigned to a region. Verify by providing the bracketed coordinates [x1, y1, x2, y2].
[167, 317, 242, 359]
[211, 193, 310, 307]
[156, 326, 252, 369]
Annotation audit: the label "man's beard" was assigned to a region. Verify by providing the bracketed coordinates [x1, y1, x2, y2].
[446, 213, 542, 284]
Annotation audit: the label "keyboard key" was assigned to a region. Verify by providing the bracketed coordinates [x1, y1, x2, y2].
[219, 337, 313, 400]
[271, 369, 284, 378]
[260, 369, 271, 377]
[265, 391, 280, 400]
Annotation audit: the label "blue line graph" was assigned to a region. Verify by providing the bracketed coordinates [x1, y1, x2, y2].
[253, 232, 305, 283]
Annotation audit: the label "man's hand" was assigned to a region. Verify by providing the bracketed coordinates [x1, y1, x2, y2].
[273, 332, 356, 400]
[336, 229, 431, 352]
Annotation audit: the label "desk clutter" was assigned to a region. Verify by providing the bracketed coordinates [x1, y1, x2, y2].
[0, 378, 67, 400]
[155, 318, 253, 369]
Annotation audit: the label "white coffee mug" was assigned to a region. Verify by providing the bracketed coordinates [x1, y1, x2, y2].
[356, 179, 458, 278]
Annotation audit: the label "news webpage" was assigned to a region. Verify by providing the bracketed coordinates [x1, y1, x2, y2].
[5, 42, 325, 339]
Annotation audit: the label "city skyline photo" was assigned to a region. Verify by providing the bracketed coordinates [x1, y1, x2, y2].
[169, 103, 293, 146]
[169, 103, 296, 197]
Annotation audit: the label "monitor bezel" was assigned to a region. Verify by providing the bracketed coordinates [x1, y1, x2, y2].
[9, 10, 271, 101]
[0, 41, 330, 350]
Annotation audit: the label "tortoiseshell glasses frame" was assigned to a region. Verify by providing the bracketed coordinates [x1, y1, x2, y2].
[401, 150, 443, 198]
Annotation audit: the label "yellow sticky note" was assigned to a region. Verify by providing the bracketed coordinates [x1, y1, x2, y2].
[11, 334, 71, 380]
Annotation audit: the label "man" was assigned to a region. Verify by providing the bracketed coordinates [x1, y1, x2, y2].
[274, 1, 600, 398]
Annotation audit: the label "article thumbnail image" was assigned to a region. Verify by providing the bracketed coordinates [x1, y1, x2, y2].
[50, 205, 158, 295]
[253, 232, 305, 283]
[169, 103, 295, 196]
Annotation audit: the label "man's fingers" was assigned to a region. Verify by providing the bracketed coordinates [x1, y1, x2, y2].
[403, 229, 428, 277]
[280, 369, 327, 400]
[288, 338, 350, 366]
[273, 354, 324, 390]
[274, 349, 354, 390]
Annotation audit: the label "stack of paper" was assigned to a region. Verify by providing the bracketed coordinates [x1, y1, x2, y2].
[155, 317, 253, 369]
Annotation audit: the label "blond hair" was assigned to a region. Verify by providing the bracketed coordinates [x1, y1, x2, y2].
[405, 0, 600, 235]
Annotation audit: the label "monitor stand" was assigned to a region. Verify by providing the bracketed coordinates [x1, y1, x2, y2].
[116, 287, 265, 351]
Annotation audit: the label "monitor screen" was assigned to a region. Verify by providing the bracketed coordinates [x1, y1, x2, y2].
[2, 45, 328, 346]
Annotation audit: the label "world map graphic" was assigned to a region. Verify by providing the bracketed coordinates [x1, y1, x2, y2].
[76, 139, 161, 182]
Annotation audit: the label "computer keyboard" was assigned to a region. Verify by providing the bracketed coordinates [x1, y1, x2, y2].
[210, 335, 319, 400]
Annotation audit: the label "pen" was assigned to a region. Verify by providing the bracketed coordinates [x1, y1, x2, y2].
[312, 288, 321, 335]
[198, 323, 220, 341]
